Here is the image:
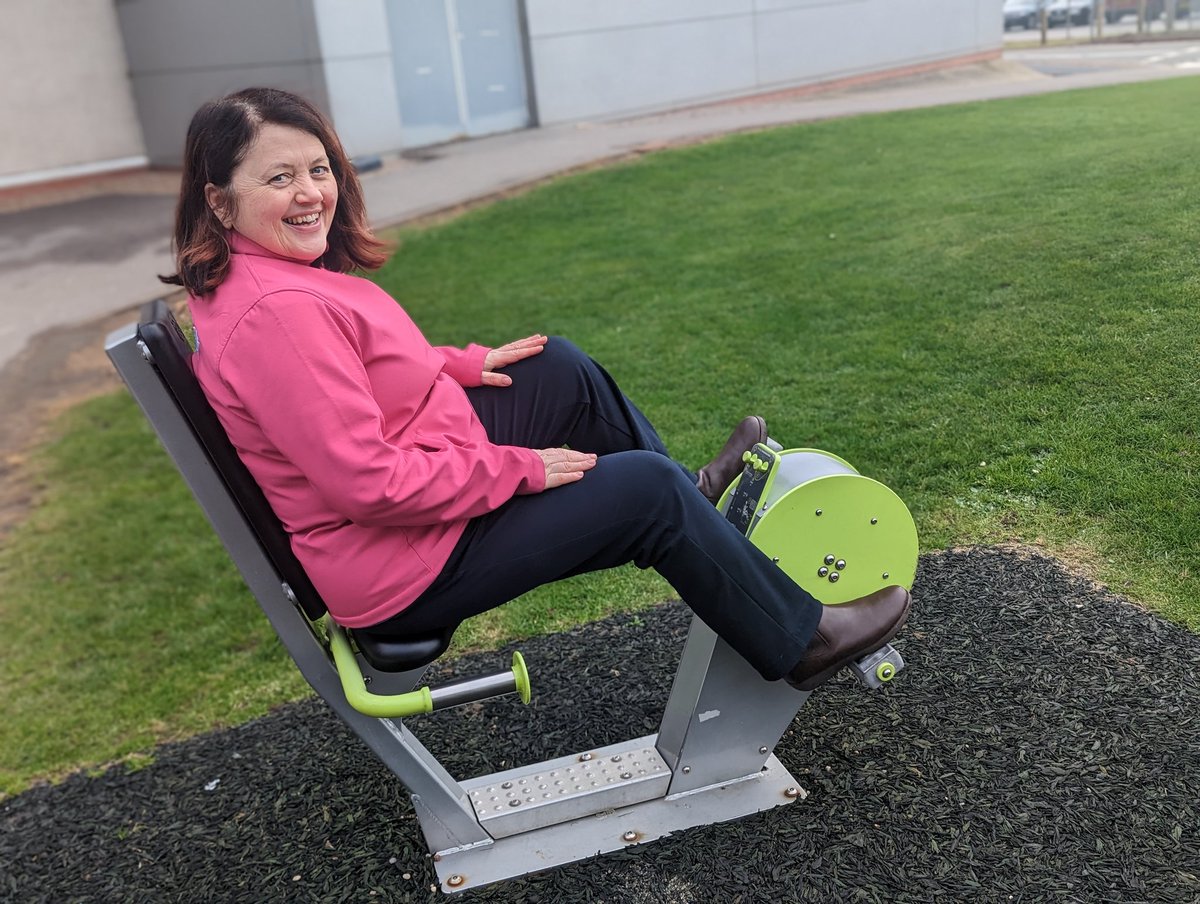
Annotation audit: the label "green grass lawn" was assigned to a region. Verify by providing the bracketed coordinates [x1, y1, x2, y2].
[3, 77, 1199, 798]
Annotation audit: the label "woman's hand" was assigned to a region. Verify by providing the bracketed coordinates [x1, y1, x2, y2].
[536, 448, 597, 489]
[482, 335, 548, 387]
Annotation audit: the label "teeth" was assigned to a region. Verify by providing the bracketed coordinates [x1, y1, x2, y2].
[284, 212, 320, 226]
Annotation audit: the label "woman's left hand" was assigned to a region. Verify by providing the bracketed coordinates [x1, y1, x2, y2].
[481, 335, 548, 387]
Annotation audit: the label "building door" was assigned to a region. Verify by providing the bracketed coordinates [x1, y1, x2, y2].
[387, 0, 531, 148]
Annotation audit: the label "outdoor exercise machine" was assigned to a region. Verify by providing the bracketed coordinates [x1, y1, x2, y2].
[106, 300, 919, 893]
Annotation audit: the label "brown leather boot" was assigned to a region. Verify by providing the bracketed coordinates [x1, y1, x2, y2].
[696, 415, 768, 503]
[787, 586, 912, 691]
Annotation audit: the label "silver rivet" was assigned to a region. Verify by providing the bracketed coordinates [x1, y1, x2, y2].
[621, 772, 632, 780]
[829, 572, 840, 583]
[818, 566, 829, 578]
[771, 556, 780, 564]
[759, 746, 769, 755]
[784, 786, 803, 799]
[870, 518, 878, 525]
[835, 559, 846, 570]
[882, 572, 890, 580]
[579, 752, 593, 762]
[508, 799, 521, 807]
[501, 781, 512, 789]
[824, 555, 836, 565]
[622, 830, 639, 842]
[610, 755, 622, 762]
[447, 875, 465, 888]
[815, 509, 823, 516]
[682, 766, 691, 774]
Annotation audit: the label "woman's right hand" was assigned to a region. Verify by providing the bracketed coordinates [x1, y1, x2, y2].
[536, 448, 597, 489]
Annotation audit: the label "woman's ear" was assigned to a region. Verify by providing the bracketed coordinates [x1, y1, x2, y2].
[204, 183, 232, 229]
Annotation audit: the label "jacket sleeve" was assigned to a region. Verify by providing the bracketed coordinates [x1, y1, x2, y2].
[217, 291, 545, 527]
[433, 343, 489, 387]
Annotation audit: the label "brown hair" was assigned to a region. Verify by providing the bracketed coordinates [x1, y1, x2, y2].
[161, 87, 389, 296]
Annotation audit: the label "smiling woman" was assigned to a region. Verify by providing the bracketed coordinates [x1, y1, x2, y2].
[161, 87, 385, 295]
[154, 86, 910, 705]
[203, 125, 339, 263]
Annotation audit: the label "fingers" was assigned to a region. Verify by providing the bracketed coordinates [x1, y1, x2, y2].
[480, 371, 512, 387]
[504, 334, 548, 351]
[483, 335, 547, 374]
[536, 448, 598, 489]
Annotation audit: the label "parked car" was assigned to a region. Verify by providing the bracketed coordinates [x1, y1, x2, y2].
[1048, 0, 1095, 24]
[1004, 0, 1050, 28]
[1102, 0, 1190, 22]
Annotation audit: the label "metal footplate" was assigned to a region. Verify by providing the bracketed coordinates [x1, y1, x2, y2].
[462, 737, 670, 838]
[431, 735, 804, 894]
[848, 643, 905, 690]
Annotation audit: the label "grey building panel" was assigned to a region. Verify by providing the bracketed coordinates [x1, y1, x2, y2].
[115, 0, 321, 74]
[312, 0, 393, 57]
[130, 64, 330, 168]
[526, 0, 1000, 126]
[531, 14, 758, 123]
[524, 0, 752, 37]
[321, 56, 405, 157]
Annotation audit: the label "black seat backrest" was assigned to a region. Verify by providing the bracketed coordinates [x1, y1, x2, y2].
[136, 300, 455, 672]
[137, 299, 330, 621]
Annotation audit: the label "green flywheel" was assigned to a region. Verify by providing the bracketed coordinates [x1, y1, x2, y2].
[725, 448, 918, 605]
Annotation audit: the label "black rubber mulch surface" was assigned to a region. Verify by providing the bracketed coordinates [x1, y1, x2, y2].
[3, 547, 1199, 904]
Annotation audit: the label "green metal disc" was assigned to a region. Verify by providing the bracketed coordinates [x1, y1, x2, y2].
[748, 472, 918, 605]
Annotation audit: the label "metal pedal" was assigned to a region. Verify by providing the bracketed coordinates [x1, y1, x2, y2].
[848, 643, 905, 690]
[461, 736, 670, 838]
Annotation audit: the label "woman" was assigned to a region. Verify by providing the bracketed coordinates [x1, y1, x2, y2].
[163, 87, 909, 691]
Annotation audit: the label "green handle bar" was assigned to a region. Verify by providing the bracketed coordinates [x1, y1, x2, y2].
[323, 617, 530, 718]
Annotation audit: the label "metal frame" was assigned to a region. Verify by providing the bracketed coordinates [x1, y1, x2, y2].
[104, 315, 890, 893]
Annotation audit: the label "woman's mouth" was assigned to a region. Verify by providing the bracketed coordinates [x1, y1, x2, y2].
[283, 212, 321, 227]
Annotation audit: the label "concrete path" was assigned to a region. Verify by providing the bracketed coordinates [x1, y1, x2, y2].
[2, 44, 1199, 373]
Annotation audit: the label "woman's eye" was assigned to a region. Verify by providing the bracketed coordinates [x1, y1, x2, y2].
[269, 173, 291, 185]
[312, 165, 331, 177]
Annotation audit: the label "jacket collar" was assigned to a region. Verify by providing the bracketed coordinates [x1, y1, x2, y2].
[227, 230, 326, 265]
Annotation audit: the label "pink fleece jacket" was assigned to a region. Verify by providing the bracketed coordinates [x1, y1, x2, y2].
[188, 233, 546, 627]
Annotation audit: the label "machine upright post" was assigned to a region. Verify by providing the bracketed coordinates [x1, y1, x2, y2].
[656, 616, 810, 796]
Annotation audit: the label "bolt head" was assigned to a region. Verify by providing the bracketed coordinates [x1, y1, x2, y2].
[784, 786, 803, 799]
[870, 517, 878, 525]
[759, 746, 769, 755]
[824, 554, 836, 565]
[447, 875, 465, 888]
[835, 559, 846, 570]
[622, 830, 639, 842]
[815, 509, 823, 516]
[579, 752, 593, 762]
[682, 766, 691, 774]
[818, 566, 829, 578]
[882, 572, 890, 580]
[828, 572, 840, 583]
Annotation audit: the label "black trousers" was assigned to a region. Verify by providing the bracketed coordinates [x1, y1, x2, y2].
[369, 338, 823, 681]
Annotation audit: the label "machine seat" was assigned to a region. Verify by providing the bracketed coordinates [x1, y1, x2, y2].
[351, 624, 457, 673]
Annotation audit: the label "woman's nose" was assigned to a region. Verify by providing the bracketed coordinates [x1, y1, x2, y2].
[293, 174, 322, 203]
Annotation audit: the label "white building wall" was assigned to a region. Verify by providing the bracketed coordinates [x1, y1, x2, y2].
[312, 0, 405, 158]
[524, 0, 1002, 124]
[0, 0, 146, 187]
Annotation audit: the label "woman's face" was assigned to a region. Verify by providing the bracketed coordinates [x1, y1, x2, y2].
[207, 123, 339, 263]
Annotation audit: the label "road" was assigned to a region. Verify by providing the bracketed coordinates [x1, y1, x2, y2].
[1004, 36, 1200, 74]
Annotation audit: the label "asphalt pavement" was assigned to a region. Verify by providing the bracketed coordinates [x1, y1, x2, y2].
[3, 43, 1200, 374]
